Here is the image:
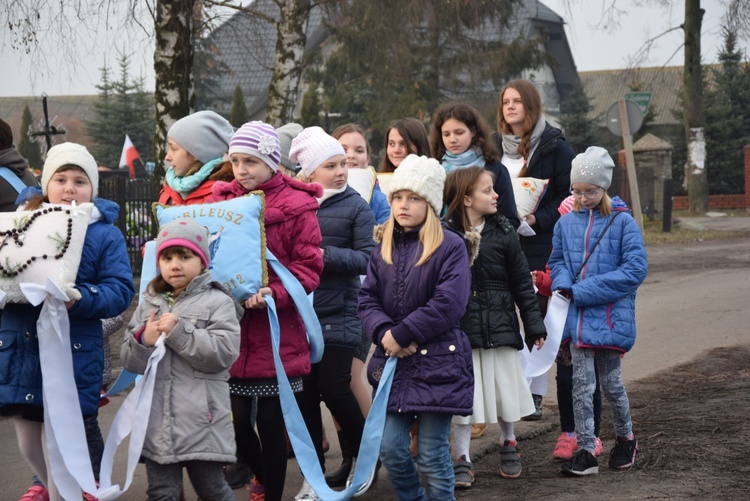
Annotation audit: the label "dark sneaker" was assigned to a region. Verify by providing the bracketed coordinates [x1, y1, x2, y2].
[609, 436, 638, 469]
[224, 461, 252, 489]
[454, 455, 475, 488]
[561, 449, 599, 477]
[499, 440, 522, 478]
[521, 394, 543, 421]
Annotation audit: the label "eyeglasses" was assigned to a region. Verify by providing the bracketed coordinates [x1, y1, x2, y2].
[570, 188, 602, 200]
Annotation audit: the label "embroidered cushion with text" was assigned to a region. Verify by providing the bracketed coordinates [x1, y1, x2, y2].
[143, 194, 268, 302]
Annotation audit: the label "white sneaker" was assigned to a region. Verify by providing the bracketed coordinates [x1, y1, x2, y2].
[346, 459, 376, 497]
[294, 479, 321, 501]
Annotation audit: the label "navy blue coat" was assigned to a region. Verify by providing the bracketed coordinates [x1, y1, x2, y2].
[484, 159, 520, 229]
[494, 123, 575, 271]
[359, 223, 474, 415]
[0, 197, 135, 415]
[315, 186, 375, 349]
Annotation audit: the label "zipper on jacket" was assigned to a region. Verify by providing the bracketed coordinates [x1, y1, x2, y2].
[576, 210, 594, 345]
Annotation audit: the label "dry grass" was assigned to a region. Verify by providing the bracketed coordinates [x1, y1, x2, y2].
[643, 222, 746, 245]
[643, 210, 750, 244]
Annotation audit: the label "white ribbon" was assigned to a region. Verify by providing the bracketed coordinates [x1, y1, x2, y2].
[20, 279, 98, 501]
[98, 334, 167, 500]
[522, 291, 568, 378]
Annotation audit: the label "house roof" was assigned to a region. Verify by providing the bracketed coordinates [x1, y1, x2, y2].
[204, 0, 578, 121]
[579, 66, 685, 127]
[206, 0, 328, 119]
[633, 132, 673, 151]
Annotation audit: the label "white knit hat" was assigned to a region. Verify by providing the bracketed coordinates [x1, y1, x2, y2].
[387, 154, 446, 215]
[289, 126, 345, 177]
[42, 142, 99, 198]
[570, 146, 615, 190]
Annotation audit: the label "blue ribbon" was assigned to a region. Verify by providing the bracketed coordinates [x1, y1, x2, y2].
[266, 295, 395, 500]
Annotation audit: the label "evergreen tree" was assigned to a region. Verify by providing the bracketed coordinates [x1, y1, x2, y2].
[17, 104, 43, 170]
[317, 0, 546, 134]
[704, 27, 750, 194]
[194, 35, 232, 112]
[85, 54, 155, 170]
[559, 83, 600, 154]
[229, 85, 248, 127]
[85, 65, 119, 168]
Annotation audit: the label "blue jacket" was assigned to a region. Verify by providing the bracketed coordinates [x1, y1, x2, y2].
[359, 223, 474, 415]
[370, 184, 390, 224]
[548, 198, 647, 353]
[315, 185, 375, 349]
[0, 196, 135, 415]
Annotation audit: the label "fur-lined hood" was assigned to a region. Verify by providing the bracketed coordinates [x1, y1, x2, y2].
[372, 222, 480, 265]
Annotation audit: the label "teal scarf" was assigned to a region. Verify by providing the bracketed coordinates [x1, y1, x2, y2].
[442, 147, 486, 172]
[164, 157, 222, 198]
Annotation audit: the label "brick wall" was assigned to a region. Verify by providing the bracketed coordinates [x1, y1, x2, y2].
[624, 145, 750, 211]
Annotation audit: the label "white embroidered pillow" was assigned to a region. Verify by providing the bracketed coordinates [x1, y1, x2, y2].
[348, 167, 377, 203]
[0, 203, 93, 303]
[512, 177, 549, 219]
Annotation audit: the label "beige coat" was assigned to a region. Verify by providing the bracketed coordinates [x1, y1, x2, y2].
[121, 272, 242, 464]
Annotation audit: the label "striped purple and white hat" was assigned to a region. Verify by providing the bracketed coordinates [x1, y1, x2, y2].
[228, 121, 281, 172]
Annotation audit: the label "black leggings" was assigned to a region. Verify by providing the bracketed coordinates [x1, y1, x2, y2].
[232, 388, 322, 501]
[297, 346, 366, 460]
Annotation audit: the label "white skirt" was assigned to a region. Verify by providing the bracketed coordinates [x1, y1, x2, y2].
[454, 347, 535, 425]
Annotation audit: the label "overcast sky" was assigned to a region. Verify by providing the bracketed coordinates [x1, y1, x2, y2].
[1, 0, 747, 97]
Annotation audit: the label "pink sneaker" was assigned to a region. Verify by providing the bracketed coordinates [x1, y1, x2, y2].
[553, 432, 577, 460]
[18, 485, 49, 501]
[249, 477, 265, 501]
[594, 437, 604, 456]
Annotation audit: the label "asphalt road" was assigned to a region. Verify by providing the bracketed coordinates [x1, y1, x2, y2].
[1, 216, 748, 500]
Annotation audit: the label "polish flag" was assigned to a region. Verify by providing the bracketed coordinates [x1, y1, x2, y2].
[119, 135, 140, 179]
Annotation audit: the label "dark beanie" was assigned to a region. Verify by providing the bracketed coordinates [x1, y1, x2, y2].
[0, 118, 13, 150]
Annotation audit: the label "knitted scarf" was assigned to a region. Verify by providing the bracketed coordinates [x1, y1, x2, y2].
[501, 115, 547, 160]
[441, 147, 486, 172]
[164, 157, 221, 198]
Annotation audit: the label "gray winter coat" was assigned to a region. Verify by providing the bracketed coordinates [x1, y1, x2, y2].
[120, 272, 242, 464]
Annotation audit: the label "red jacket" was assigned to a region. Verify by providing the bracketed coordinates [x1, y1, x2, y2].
[210, 173, 323, 379]
[159, 181, 217, 206]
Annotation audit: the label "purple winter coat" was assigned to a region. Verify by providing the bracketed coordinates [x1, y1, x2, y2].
[358, 223, 474, 415]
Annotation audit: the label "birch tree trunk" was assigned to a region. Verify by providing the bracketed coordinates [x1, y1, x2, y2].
[684, 0, 708, 214]
[153, 0, 196, 178]
[265, 0, 312, 126]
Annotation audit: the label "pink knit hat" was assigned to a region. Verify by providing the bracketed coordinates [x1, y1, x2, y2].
[289, 126, 345, 177]
[156, 218, 211, 268]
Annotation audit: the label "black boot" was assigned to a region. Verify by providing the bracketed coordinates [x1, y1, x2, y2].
[325, 431, 353, 487]
[522, 394, 543, 421]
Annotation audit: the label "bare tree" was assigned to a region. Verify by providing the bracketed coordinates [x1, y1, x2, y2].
[683, 0, 708, 214]
[2, 0, 317, 169]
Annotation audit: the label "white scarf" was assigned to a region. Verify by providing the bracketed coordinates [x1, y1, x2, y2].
[316, 185, 347, 205]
